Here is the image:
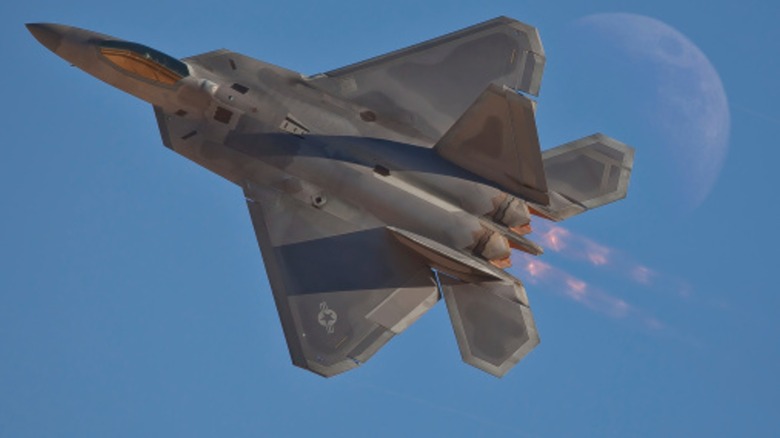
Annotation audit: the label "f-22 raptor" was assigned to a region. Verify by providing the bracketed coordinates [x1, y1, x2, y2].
[28, 17, 633, 377]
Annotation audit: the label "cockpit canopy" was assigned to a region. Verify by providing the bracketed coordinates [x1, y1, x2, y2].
[99, 40, 189, 85]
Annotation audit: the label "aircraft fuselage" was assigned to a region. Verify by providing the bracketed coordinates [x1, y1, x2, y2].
[28, 23, 536, 267]
[28, 18, 634, 377]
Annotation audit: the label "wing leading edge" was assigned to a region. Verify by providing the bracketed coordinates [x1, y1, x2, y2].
[307, 16, 545, 142]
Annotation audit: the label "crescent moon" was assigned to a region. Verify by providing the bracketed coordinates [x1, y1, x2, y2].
[575, 13, 730, 211]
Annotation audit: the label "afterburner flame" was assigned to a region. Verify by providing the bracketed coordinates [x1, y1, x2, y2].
[586, 242, 610, 266]
[631, 266, 653, 285]
[525, 259, 551, 279]
[565, 278, 587, 300]
[541, 226, 569, 251]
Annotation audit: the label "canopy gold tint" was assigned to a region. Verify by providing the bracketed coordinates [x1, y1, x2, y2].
[100, 47, 182, 85]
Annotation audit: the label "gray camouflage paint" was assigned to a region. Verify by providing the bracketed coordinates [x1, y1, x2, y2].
[27, 17, 634, 377]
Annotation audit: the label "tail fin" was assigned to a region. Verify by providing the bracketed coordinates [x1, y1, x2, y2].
[532, 133, 634, 221]
[434, 84, 549, 205]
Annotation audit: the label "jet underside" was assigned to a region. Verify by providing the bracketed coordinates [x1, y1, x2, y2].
[28, 17, 634, 377]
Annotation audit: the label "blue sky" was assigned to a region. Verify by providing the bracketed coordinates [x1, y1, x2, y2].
[2, 0, 779, 436]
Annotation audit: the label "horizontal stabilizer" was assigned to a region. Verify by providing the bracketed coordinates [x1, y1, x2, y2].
[440, 275, 539, 377]
[533, 133, 634, 221]
[434, 84, 549, 205]
[387, 226, 538, 376]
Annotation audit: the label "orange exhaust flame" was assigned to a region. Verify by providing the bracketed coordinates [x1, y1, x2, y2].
[528, 222, 685, 293]
[510, 223, 533, 235]
[631, 266, 654, 285]
[523, 259, 551, 283]
[565, 278, 587, 301]
[511, 253, 666, 331]
[539, 226, 569, 252]
[489, 256, 513, 269]
[585, 242, 610, 266]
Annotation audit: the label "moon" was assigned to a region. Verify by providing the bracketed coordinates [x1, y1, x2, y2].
[554, 13, 730, 213]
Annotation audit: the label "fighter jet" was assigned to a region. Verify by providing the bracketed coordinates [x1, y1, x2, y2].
[27, 17, 633, 377]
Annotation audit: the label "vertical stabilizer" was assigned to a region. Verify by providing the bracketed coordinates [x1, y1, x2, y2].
[434, 84, 549, 205]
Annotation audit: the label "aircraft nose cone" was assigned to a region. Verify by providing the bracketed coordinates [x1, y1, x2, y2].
[26, 23, 66, 52]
